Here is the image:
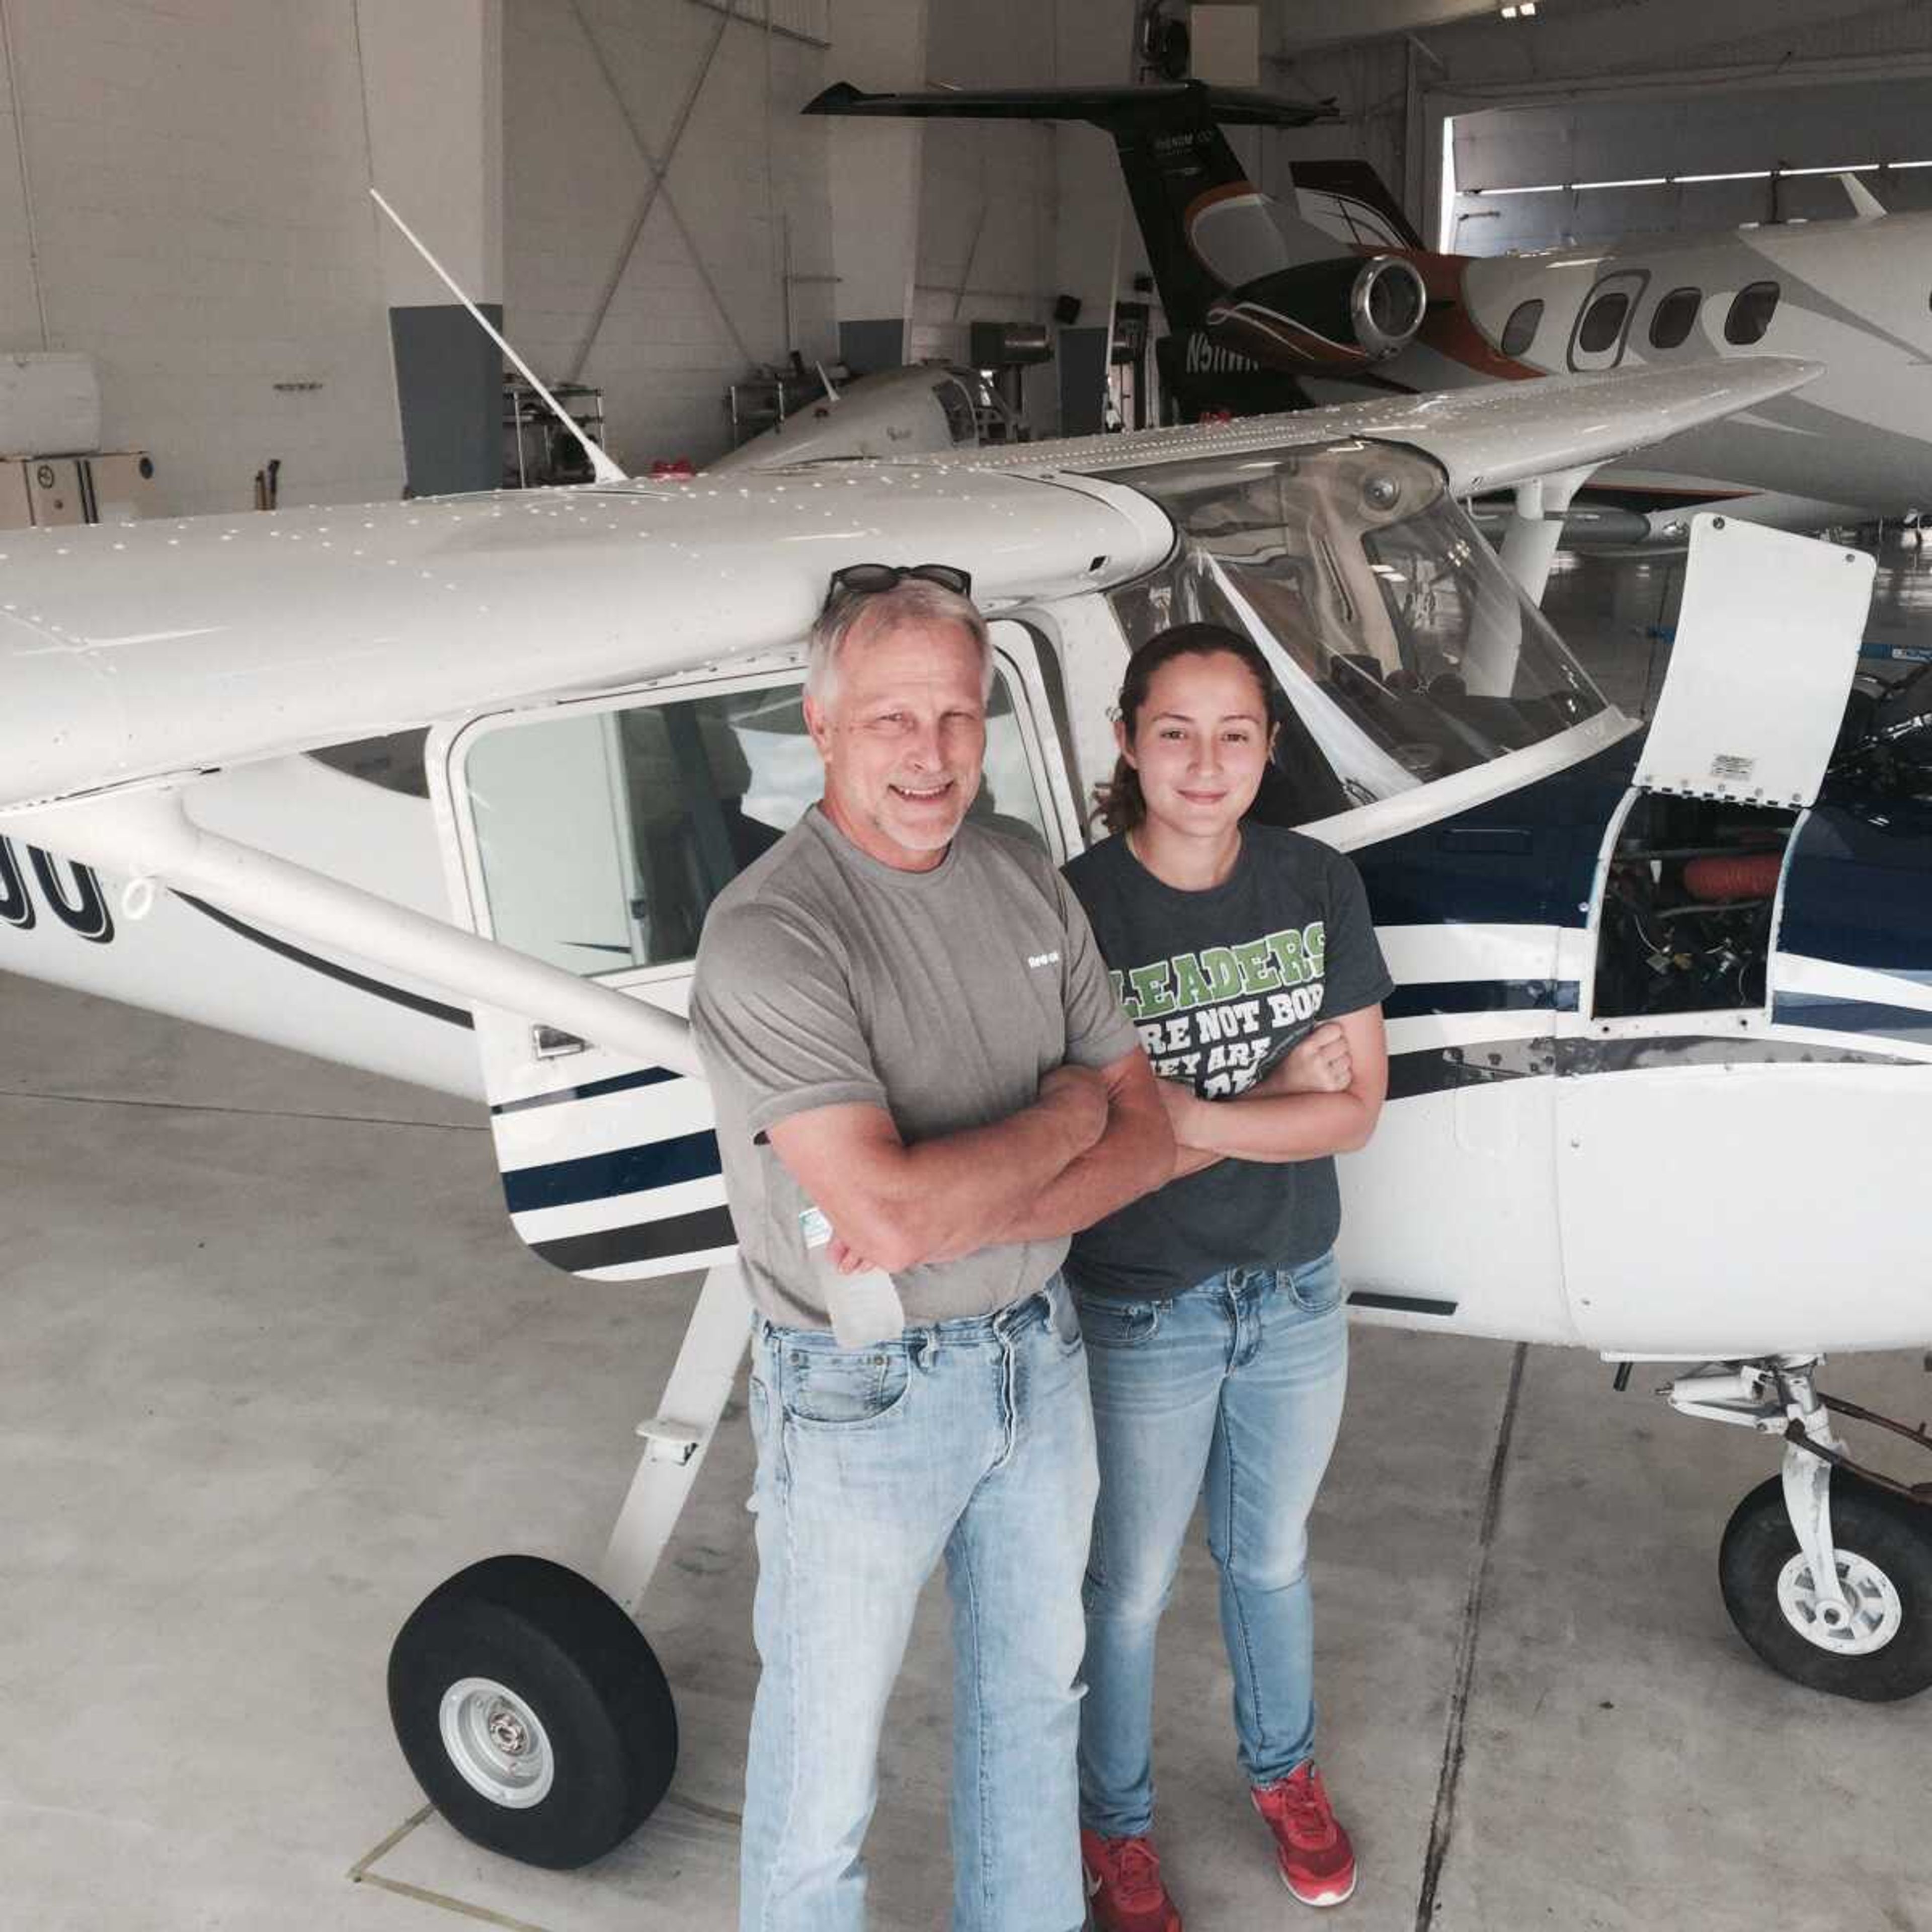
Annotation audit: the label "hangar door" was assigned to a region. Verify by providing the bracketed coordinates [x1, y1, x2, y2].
[1446, 76, 1932, 256]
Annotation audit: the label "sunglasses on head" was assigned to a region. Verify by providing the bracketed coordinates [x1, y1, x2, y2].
[825, 561, 974, 603]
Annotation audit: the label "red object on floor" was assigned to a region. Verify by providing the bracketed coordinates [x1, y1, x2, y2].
[1251, 1762, 1358, 1908]
[1080, 1828, 1183, 1932]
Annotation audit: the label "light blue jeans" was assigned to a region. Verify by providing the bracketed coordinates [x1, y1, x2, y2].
[1075, 1252, 1348, 1839]
[739, 1274, 1098, 1932]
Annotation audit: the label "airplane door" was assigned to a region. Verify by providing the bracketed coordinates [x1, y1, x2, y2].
[427, 634, 1079, 1281]
[1554, 517, 1875, 1354]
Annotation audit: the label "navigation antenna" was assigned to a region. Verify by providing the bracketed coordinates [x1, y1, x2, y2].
[369, 187, 629, 486]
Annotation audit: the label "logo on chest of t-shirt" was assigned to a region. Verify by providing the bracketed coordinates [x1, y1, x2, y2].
[1110, 921, 1327, 1099]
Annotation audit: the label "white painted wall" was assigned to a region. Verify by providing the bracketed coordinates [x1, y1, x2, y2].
[911, 0, 1058, 367]
[0, 0, 405, 515]
[502, 0, 834, 472]
[358, 0, 504, 301]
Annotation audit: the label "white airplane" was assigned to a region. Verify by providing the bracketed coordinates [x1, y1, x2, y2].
[711, 360, 1020, 471]
[811, 81, 1932, 545]
[3, 342, 1930, 1872]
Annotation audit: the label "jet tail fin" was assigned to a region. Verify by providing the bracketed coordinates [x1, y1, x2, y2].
[1282, 159, 1425, 251]
[804, 81, 1338, 334]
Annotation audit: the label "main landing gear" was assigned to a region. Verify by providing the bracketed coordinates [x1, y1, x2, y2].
[1664, 1357, 1932, 1701]
[387, 1262, 754, 1867]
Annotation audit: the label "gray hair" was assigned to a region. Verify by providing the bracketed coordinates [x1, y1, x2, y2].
[805, 578, 994, 707]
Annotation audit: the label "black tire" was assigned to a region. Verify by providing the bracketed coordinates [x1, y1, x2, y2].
[387, 1554, 678, 1868]
[1718, 1472, 1932, 1703]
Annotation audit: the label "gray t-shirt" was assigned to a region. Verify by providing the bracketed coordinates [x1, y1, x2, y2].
[691, 807, 1140, 1329]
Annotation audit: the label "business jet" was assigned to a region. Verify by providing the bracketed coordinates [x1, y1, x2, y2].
[810, 80, 1932, 547]
[2, 344, 1928, 1870]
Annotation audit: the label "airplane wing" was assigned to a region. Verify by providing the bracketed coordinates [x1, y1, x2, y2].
[0, 356, 1817, 819]
[0, 468, 1173, 815]
[928, 356, 1825, 501]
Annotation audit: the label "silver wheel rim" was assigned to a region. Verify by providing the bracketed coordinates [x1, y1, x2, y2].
[438, 1676, 555, 1808]
[1775, 1548, 1904, 1657]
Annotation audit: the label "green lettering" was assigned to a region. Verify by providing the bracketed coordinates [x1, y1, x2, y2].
[1232, 938, 1280, 994]
[1303, 920, 1326, 977]
[1109, 968, 1135, 1020]
[1170, 951, 1214, 1012]
[1267, 927, 1306, 986]
[1199, 947, 1243, 1001]
[1129, 959, 1177, 1017]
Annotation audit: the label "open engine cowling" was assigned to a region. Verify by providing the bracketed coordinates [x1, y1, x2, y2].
[1204, 254, 1427, 372]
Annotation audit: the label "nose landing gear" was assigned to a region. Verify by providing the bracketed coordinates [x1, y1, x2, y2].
[1664, 1357, 1932, 1701]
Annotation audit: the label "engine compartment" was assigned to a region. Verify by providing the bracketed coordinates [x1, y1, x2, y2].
[1592, 793, 1799, 1018]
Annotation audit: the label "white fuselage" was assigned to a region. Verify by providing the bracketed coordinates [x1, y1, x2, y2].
[1298, 214, 1932, 532]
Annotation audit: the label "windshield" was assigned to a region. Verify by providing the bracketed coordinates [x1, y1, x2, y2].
[1098, 440, 1607, 817]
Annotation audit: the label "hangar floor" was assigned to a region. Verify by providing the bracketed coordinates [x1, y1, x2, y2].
[4, 544, 1930, 1932]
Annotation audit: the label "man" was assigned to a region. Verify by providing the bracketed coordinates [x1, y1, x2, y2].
[691, 564, 1173, 1932]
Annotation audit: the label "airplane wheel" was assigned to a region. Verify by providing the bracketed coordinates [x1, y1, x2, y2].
[388, 1554, 678, 1867]
[1719, 1474, 1932, 1702]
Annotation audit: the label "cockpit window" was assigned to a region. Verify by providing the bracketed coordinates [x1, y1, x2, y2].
[934, 376, 978, 445]
[1095, 441, 1607, 816]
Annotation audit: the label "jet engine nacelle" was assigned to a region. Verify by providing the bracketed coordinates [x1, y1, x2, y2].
[1204, 253, 1427, 372]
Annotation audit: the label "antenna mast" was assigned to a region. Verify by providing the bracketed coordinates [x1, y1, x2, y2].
[370, 187, 628, 487]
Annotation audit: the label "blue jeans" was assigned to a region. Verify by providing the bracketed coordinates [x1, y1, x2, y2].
[739, 1274, 1098, 1932]
[1076, 1252, 1348, 1839]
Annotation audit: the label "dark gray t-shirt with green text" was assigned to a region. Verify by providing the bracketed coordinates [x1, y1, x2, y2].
[691, 808, 1140, 1330]
[1064, 823, 1393, 1300]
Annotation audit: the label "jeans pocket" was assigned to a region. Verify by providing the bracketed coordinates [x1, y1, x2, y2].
[1283, 1251, 1344, 1316]
[783, 1345, 913, 1427]
[1076, 1295, 1162, 1349]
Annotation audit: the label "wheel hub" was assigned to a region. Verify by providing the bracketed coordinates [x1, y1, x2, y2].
[1776, 1547, 1904, 1657]
[438, 1676, 555, 1808]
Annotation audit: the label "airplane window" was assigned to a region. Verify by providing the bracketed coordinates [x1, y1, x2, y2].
[1500, 298, 1543, 358]
[1724, 280, 1780, 345]
[1097, 440, 1607, 815]
[463, 672, 1051, 977]
[1577, 290, 1632, 355]
[1648, 286, 1701, 350]
[934, 377, 978, 445]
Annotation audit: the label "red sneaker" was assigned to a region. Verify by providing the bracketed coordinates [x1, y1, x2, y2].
[1080, 1827, 1183, 1932]
[1251, 1763, 1357, 1907]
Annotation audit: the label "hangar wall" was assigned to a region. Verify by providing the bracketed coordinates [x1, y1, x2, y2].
[911, 2, 1059, 370]
[1448, 76, 1932, 255]
[502, 0, 835, 473]
[1260, 0, 1932, 254]
[0, 0, 405, 515]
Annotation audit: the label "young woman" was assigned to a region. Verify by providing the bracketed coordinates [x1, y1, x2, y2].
[1065, 622, 1392, 1927]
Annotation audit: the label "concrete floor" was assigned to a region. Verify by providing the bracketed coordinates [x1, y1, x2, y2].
[5, 541, 1932, 1931]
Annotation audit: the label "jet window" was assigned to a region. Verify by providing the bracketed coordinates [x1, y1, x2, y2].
[1648, 287, 1702, 350]
[1098, 441, 1607, 817]
[462, 672, 1050, 977]
[1500, 298, 1543, 358]
[1723, 281, 1780, 346]
[1577, 289, 1632, 355]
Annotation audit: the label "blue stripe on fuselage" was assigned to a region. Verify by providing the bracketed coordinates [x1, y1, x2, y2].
[502, 1129, 722, 1214]
[1349, 736, 1637, 929]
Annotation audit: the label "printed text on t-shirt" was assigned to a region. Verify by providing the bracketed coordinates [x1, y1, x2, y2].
[1109, 921, 1328, 1098]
